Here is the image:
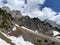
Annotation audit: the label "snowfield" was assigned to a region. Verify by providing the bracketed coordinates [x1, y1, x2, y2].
[53, 30, 60, 39]
[1, 24, 60, 45]
[8, 36, 34, 45]
[0, 24, 37, 45]
[53, 30, 60, 36]
[1, 32, 34, 45]
[0, 38, 10, 45]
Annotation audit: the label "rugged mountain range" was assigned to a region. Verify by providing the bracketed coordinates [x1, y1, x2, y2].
[0, 6, 60, 45]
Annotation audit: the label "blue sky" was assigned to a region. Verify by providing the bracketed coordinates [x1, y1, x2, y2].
[22, 0, 60, 12]
[41, 0, 60, 12]
[2, 0, 7, 4]
[2, 0, 60, 12]
[0, 0, 60, 24]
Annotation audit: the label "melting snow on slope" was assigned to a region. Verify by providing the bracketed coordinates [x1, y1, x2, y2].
[21, 26, 38, 33]
[15, 24, 20, 27]
[8, 36, 34, 45]
[56, 36, 60, 39]
[0, 38, 10, 45]
[15, 24, 38, 33]
[13, 24, 20, 31]
[53, 30, 60, 36]
[1, 32, 34, 45]
[13, 26, 16, 31]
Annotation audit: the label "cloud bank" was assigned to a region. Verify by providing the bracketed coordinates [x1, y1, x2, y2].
[0, 0, 60, 24]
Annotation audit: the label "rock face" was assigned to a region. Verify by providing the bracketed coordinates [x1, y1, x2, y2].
[1, 6, 10, 13]
[10, 10, 23, 19]
[0, 8, 15, 33]
[1, 6, 23, 19]
[45, 19, 60, 32]
[0, 6, 60, 45]
[16, 16, 60, 36]
[0, 6, 60, 36]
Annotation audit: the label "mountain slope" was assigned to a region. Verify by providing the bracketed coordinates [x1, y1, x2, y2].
[16, 16, 60, 36]
[0, 6, 60, 45]
[0, 8, 15, 33]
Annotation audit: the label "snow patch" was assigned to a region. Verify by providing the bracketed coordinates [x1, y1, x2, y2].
[21, 26, 39, 33]
[56, 36, 60, 39]
[1, 32, 34, 45]
[13, 24, 20, 31]
[8, 36, 34, 45]
[53, 30, 60, 36]
[13, 26, 16, 31]
[15, 24, 20, 27]
[15, 24, 39, 33]
[0, 38, 10, 45]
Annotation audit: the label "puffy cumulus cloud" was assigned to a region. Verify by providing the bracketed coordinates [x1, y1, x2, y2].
[40, 7, 57, 21]
[21, 0, 60, 24]
[0, 0, 45, 12]
[22, 0, 45, 13]
[0, 0, 4, 7]
[4, 0, 45, 10]
[27, 0, 45, 4]
[50, 13, 60, 24]
[22, 7, 57, 21]
[4, 0, 24, 10]
[0, 0, 60, 24]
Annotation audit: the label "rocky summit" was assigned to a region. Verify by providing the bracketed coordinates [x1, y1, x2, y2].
[0, 6, 60, 45]
[0, 8, 15, 33]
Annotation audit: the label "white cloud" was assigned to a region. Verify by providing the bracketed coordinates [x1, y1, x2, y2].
[50, 13, 60, 24]
[27, 0, 45, 4]
[0, 0, 2, 3]
[0, 0, 4, 7]
[0, 0, 60, 24]
[22, 7, 57, 21]
[22, 0, 45, 13]
[5, 0, 24, 10]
